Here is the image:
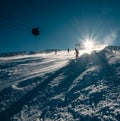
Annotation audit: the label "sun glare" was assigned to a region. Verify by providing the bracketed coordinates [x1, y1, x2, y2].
[82, 39, 95, 53]
[83, 40, 94, 50]
[81, 38, 107, 54]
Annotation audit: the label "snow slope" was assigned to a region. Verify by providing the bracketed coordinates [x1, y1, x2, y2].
[0, 47, 120, 121]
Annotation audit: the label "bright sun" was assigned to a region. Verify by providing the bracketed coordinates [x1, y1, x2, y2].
[81, 38, 106, 54]
[82, 39, 95, 53]
[83, 40, 94, 50]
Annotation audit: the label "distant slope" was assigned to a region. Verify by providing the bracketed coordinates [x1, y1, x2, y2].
[0, 46, 120, 121]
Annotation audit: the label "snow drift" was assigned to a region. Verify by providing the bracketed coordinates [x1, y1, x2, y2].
[0, 46, 120, 121]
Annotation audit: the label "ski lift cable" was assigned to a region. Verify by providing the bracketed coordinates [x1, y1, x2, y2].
[0, 13, 40, 35]
[0, 15, 31, 29]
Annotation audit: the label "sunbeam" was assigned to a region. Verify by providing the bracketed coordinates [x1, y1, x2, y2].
[80, 37, 107, 54]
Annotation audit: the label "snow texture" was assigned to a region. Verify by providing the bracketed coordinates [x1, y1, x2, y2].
[0, 47, 120, 121]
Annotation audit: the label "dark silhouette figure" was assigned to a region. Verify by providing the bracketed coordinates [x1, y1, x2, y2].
[55, 50, 57, 55]
[67, 48, 70, 53]
[75, 48, 79, 59]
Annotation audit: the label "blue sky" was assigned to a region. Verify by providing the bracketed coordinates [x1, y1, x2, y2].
[0, 0, 120, 52]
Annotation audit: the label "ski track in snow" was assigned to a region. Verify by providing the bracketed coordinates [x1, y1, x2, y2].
[0, 48, 120, 121]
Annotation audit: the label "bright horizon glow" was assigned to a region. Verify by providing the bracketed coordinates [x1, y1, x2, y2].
[83, 40, 94, 53]
[81, 38, 107, 54]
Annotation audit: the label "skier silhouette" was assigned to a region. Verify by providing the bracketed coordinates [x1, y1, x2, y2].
[67, 48, 70, 53]
[55, 50, 57, 55]
[75, 48, 79, 59]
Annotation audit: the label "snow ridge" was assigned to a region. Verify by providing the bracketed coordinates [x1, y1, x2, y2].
[0, 47, 120, 121]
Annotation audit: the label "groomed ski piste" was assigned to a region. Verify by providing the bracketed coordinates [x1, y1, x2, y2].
[0, 46, 120, 121]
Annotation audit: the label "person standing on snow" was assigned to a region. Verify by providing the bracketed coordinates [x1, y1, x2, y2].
[75, 48, 79, 59]
[67, 48, 70, 53]
[55, 50, 57, 55]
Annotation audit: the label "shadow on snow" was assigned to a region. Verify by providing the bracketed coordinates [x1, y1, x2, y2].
[0, 50, 120, 121]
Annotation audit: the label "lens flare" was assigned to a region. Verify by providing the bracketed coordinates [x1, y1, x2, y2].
[81, 38, 106, 54]
[83, 40, 94, 50]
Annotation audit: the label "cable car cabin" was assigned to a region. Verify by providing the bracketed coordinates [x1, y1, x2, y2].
[32, 28, 40, 36]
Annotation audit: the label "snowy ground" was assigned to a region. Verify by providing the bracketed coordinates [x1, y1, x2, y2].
[0, 47, 120, 121]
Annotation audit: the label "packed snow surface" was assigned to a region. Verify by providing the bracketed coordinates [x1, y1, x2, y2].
[0, 47, 120, 121]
